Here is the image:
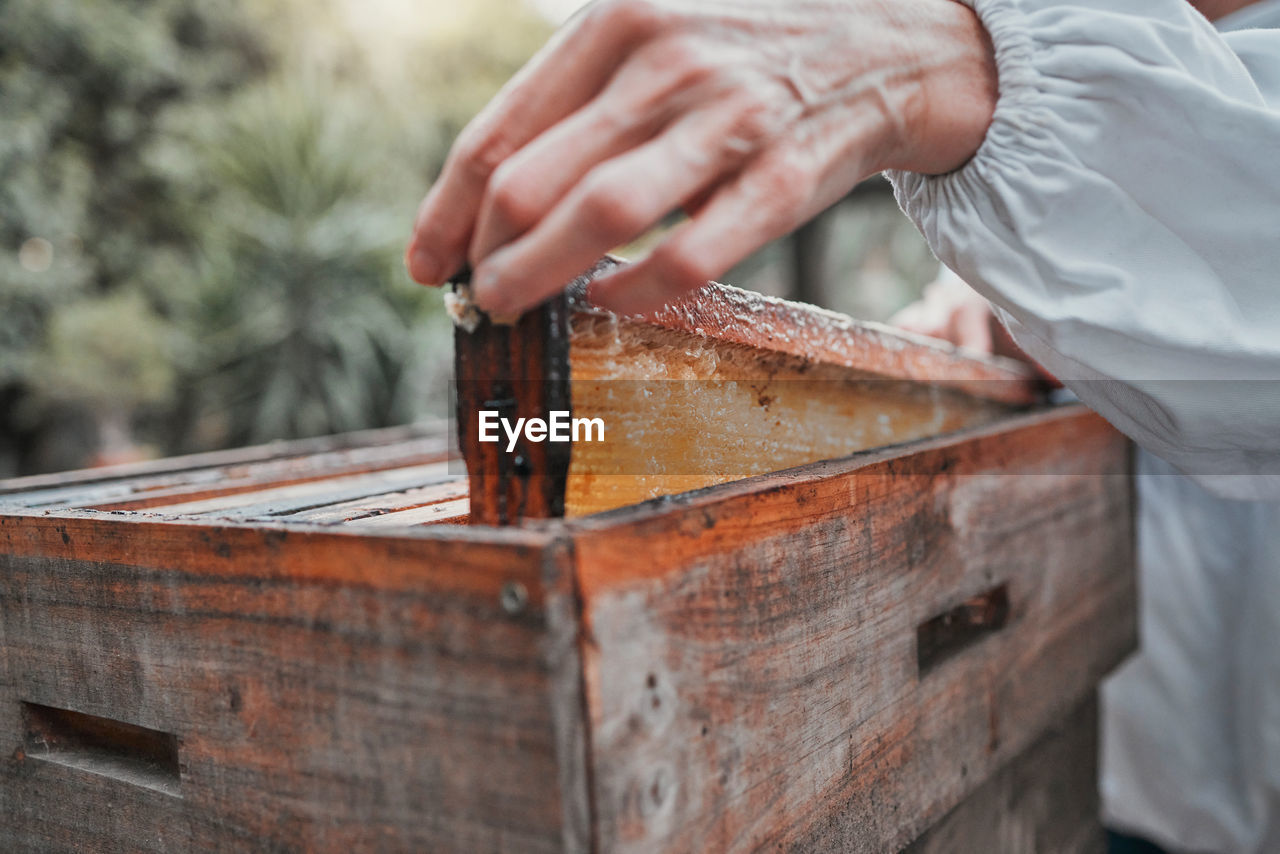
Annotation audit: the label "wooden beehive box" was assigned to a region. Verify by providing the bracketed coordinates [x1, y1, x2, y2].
[0, 264, 1135, 853]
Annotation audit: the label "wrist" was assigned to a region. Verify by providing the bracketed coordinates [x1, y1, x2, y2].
[882, 0, 997, 175]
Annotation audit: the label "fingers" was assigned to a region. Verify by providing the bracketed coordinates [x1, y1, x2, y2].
[586, 149, 820, 316]
[466, 105, 658, 267]
[888, 301, 947, 338]
[405, 0, 669, 285]
[583, 101, 883, 315]
[469, 95, 782, 316]
[889, 273, 995, 352]
[466, 35, 710, 265]
[948, 300, 994, 353]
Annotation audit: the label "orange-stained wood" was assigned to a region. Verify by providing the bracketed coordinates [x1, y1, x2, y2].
[0, 422, 450, 500]
[618, 264, 1039, 407]
[564, 313, 1022, 516]
[0, 514, 590, 853]
[0, 512, 545, 599]
[0, 406, 1132, 853]
[564, 406, 1133, 853]
[455, 257, 1043, 523]
[454, 282, 574, 526]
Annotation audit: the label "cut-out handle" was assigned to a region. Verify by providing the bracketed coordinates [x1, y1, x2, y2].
[21, 702, 182, 797]
[916, 583, 1011, 676]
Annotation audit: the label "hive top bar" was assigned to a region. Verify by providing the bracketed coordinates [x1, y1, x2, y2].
[453, 257, 1047, 524]
[0, 420, 469, 528]
[562, 257, 1040, 406]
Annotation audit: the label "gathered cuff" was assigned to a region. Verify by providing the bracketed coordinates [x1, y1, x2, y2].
[886, 0, 1051, 225]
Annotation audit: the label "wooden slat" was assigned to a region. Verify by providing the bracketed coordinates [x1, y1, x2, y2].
[0, 433, 452, 512]
[0, 516, 588, 853]
[902, 694, 1104, 854]
[87, 443, 455, 513]
[343, 498, 470, 527]
[564, 314, 1019, 516]
[585, 257, 1038, 406]
[454, 282, 574, 526]
[139, 462, 454, 518]
[283, 479, 469, 525]
[455, 258, 1043, 523]
[564, 406, 1134, 853]
[0, 421, 450, 498]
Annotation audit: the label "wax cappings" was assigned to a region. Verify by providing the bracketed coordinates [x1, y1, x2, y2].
[443, 285, 483, 334]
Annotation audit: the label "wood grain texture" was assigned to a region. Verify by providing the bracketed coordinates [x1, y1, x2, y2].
[565, 406, 1134, 853]
[0, 422, 450, 502]
[456, 257, 1043, 523]
[0, 516, 588, 853]
[0, 430, 451, 513]
[280, 479, 469, 525]
[454, 288, 574, 526]
[565, 313, 1019, 516]
[0, 386, 1133, 849]
[902, 694, 1104, 854]
[573, 258, 1039, 406]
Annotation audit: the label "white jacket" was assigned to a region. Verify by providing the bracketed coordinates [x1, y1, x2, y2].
[888, 1, 1280, 851]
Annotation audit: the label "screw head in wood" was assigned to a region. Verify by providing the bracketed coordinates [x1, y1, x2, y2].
[500, 581, 529, 616]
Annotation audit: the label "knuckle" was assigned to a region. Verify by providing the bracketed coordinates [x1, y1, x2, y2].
[580, 178, 646, 240]
[453, 127, 514, 181]
[487, 163, 539, 227]
[590, 101, 631, 139]
[650, 36, 718, 88]
[591, 0, 668, 39]
[722, 93, 790, 154]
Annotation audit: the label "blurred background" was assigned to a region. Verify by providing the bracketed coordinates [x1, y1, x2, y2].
[0, 0, 941, 478]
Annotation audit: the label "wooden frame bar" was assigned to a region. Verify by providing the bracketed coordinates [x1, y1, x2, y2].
[454, 258, 1043, 523]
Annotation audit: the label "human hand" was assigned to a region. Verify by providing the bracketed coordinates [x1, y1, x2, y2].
[406, 0, 996, 317]
[890, 268, 999, 353]
[891, 268, 1061, 385]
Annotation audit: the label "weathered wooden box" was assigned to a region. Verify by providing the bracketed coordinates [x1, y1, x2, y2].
[0, 274, 1135, 853]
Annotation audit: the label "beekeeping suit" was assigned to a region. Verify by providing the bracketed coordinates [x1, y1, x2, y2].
[889, 0, 1280, 850]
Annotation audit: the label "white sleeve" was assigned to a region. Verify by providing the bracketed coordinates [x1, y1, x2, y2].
[888, 0, 1280, 500]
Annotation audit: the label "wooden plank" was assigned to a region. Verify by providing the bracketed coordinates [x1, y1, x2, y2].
[0, 433, 452, 512]
[282, 479, 470, 525]
[564, 406, 1134, 853]
[564, 313, 1020, 517]
[454, 258, 1043, 523]
[138, 462, 454, 519]
[0, 515, 588, 853]
[902, 694, 1104, 854]
[454, 278, 575, 526]
[0, 421, 450, 498]
[342, 498, 470, 527]
[596, 258, 1039, 406]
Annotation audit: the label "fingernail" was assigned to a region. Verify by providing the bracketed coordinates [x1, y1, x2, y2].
[407, 246, 442, 284]
[470, 265, 507, 314]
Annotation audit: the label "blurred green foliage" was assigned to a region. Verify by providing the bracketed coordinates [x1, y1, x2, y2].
[180, 83, 440, 445]
[0, 0, 550, 474]
[1, 0, 933, 477]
